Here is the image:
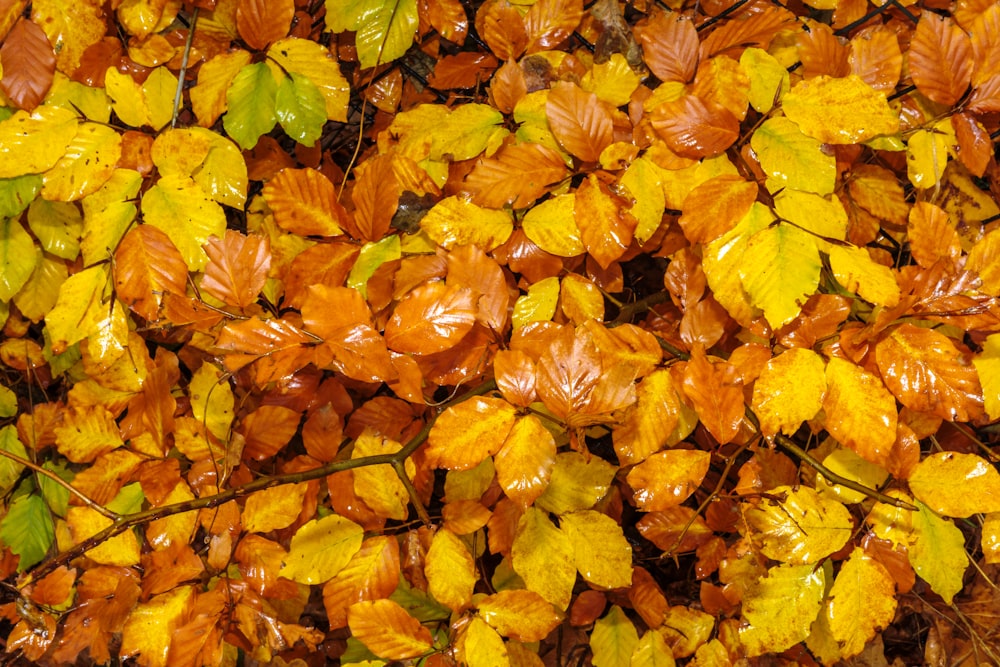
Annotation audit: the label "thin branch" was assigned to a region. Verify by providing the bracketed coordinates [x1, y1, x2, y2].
[608, 291, 671, 327]
[171, 7, 199, 129]
[0, 449, 120, 521]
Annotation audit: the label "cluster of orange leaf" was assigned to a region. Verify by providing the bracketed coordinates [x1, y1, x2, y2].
[1, 0, 1000, 665]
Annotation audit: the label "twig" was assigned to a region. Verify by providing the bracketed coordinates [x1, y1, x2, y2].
[0, 449, 120, 521]
[607, 291, 671, 327]
[171, 7, 200, 128]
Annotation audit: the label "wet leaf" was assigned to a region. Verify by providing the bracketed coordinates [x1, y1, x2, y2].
[590, 605, 638, 667]
[908, 452, 1000, 518]
[478, 589, 563, 642]
[425, 528, 476, 612]
[751, 348, 826, 438]
[743, 486, 852, 564]
[782, 75, 899, 144]
[740, 563, 825, 656]
[825, 548, 897, 660]
[627, 449, 710, 512]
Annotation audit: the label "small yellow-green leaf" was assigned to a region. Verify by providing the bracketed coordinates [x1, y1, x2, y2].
[347, 235, 401, 299]
[0, 174, 42, 218]
[425, 528, 476, 612]
[906, 128, 952, 190]
[189, 362, 234, 443]
[619, 158, 665, 245]
[908, 452, 1000, 518]
[0, 219, 39, 301]
[591, 606, 639, 667]
[521, 194, 585, 256]
[511, 507, 576, 609]
[741, 48, 790, 113]
[44, 265, 106, 354]
[224, 62, 278, 150]
[280, 514, 364, 584]
[561, 510, 632, 590]
[826, 548, 897, 660]
[461, 616, 508, 667]
[512, 276, 560, 329]
[0, 426, 27, 491]
[268, 37, 350, 122]
[27, 199, 83, 261]
[105, 67, 150, 128]
[142, 174, 227, 271]
[744, 486, 852, 564]
[909, 500, 967, 605]
[703, 202, 772, 326]
[782, 75, 899, 144]
[536, 451, 616, 515]
[41, 123, 122, 201]
[740, 223, 821, 329]
[80, 168, 142, 267]
[630, 630, 676, 667]
[142, 66, 181, 130]
[326, 0, 418, 69]
[829, 245, 900, 307]
[276, 72, 326, 146]
[816, 448, 890, 505]
[773, 189, 847, 240]
[750, 117, 835, 195]
[420, 196, 513, 251]
[740, 563, 825, 657]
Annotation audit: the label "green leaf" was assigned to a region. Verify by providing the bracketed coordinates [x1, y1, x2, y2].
[224, 62, 278, 150]
[39, 461, 73, 517]
[0, 491, 55, 572]
[750, 117, 836, 195]
[908, 500, 967, 604]
[108, 482, 145, 515]
[0, 425, 27, 493]
[276, 72, 327, 146]
[0, 219, 39, 301]
[325, 0, 419, 69]
[347, 235, 401, 299]
[390, 575, 452, 623]
[0, 174, 42, 218]
[740, 222, 821, 329]
[590, 606, 638, 667]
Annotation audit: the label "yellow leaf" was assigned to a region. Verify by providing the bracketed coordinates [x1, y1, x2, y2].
[142, 67, 180, 130]
[969, 229, 1000, 296]
[521, 194, 585, 256]
[825, 548, 897, 660]
[514, 90, 565, 157]
[866, 490, 915, 547]
[561, 510, 633, 589]
[773, 189, 847, 240]
[420, 196, 513, 250]
[191, 49, 252, 127]
[66, 505, 141, 566]
[591, 605, 639, 667]
[740, 563, 825, 657]
[829, 245, 900, 306]
[816, 448, 889, 505]
[749, 117, 836, 195]
[54, 405, 123, 463]
[461, 616, 510, 667]
[279, 514, 364, 584]
[41, 123, 122, 201]
[908, 452, 1000, 517]
[188, 362, 234, 442]
[560, 273, 604, 324]
[80, 168, 142, 267]
[477, 589, 564, 642]
[909, 500, 967, 604]
[782, 75, 899, 144]
[242, 482, 308, 533]
[104, 66, 150, 128]
[193, 134, 248, 208]
[495, 414, 557, 509]
[27, 198, 83, 261]
[982, 513, 1000, 564]
[752, 348, 826, 438]
[744, 486, 852, 564]
[511, 507, 576, 609]
[973, 333, 1000, 420]
[426, 396, 517, 471]
[0, 219, 39, 301]
[151, 128, 213, 177]
[120, 586, 194, 667]
[536, 451, 616, 515]
[614, 370, 682, 465]
[146, 480, 198, 549]
[630, 630, 676, 667]
[323, 535, 400, 629]
[658, 606, 715, 659]
[741, 48, 790, 113]
[352, 429, 409, 520]
[512, 276, 560, 329]
[44, 264, 107, 354]
[347, 599, 434, 660]
[582, 53, 641, 107]
[823, 357, 898, 467]
[13, 255, 66, 322]
[142, 174, 227, 271]
[740, 222, 821, 329]
[268, 37, 350, 122]
[702, 202, 771, 327]
[425, 527, 476, 612]
[0, 106, 78, 177]
[428, 104, 508, 161]
[619, 157, 666, 245]
[906, 128, 951, 189]
[627, 449, 710, 511]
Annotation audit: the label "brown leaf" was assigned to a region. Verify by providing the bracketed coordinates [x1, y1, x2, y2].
[679, 175, 757, 245]
[699, 3, 796, 59]
[282, 241, 360, 308]
[524, 0, 583, 54]
[262, 167, 347, 237]
[546, 82, 613, 163]
[797, 22, 849, 79]
[849, 25, 902, 94]
[475, 0, 527, 60]
[650, 94, 739, 159]
[114, 225, 189, 321]
[236, 0, 293, 50]
[0, 18, 56, 110]
[445, 244, 510, 332]
[635, 11, 698, 83]
[575, 174, 635, 269]
[351, 154, 400, 243]
[385, 281, 478, 355]
[909, 13, 972, 105]
[464, 142, 568, 209]
[680, 346, 745, 445]
[424, 0, 469, 43]
[200, 230, 270, 310]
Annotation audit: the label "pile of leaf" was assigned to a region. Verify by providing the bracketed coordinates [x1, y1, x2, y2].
[1, 0, 1000, 665]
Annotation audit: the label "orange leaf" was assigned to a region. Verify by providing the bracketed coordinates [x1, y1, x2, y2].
[428, 51, 498, 89]
[679, 175, 758, 244]
[680, 346, 745, 445]
[114, 225, 189, 321]
[323, 536, 401, 630]
[699, 4, 796, 59]
[650, 94, 739, 159]
[236, 0, 293, 50]
[797, 22, 849, 79]
[0, 18, 55, 110]
[282, 241, 360, 308]
[822, 357, 898, 468]
[908, 13, 972, 105]
[425, 396, 517, 470]
[546, 82, 613, 163]
[628, 449, 711, 511]
[636, 506, 715, 553]
[849, 25, 902, 94]
[215, 317, 315, 382]
[614, 370, 682, 465]
[907, 202, 960, 269]
[951, 112, 992, 177]
[347, 599, 434, 660]
[351, 154, 399, 243]
[494, 349, 538, 408]
[495, 414, 556, 509]
[464, 142, 568, 209]
[242, 483, 308, 533]
[875, 323, 984, 422]
[475, 0, 527, 60]
[636, 11, 699, 83]
[385, 281, 478, 355]
[628, 566, 668, 628]
[523, 0, 583, 54]
[424, 0, 469, 43]
[574, 174, 635, 269]
[446, 244, 510, 332]
[240, 405, 300, 460]
[200, 230, 270, 309]
[477, 589, 564, 642]
[262, 167, 346, 237]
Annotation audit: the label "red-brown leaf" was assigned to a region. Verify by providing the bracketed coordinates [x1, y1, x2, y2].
[236, 0, 293, 50]
[475, 0, 527, 60]
[200, 230, 270, 310]
[679, 175, 757, 245]
[908, 13, 972, 105]
[546, 82, 613, 163]
[650, 94, 739, 159]
[680, 346, 745, 445]
[1, 18, 56, 110]
[636, 11, 699, 83]
[114, 225, 189, 321]
[351, 155, 399, 243]
[282, 242, 360, 308]
[700, 3, 796, 58]
[523, 0, 583, 54]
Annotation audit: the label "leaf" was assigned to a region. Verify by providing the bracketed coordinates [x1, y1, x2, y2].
[0, 493, 54, 572]
[446, 243, 509, 332]
[385, 281, 478, 355]
[323, 535, 401, 629]
[425, 396, 517, 470]
[200, 231, 270, 309]
[906, 127, 952, 190]
[142, 174, 227, 271]
[536, 451, 616, 515]
[347, 235, 401, 298]
[680, 347, 745, 445]
[741, 47, 790, 113]
[590, 605, 638, 667]
[41, 122, 122, 201]
[524, 0, 583, 53]
[908, 13, 972, 105]
[782, 75, 899, 144]
[875, 323, 984, 422]
[575, 174, 635, 270]
[188, 362, 234, 442]
[826, 548, 898, 660]
[464, 142, 569, 209]
[0, 18, 55, 110]
[425, 528, 476, 612]
[477, 590, 563, 642]
[242, 483, 308, 533]
[268, 37, 351, 122]
[908, 500, 967, 604]
[816, 448, 889, 505]
[420, 195, 513, 250]
[630, 630, 676, 667]
[636, 11, 698, 84]
[739, 563, 825, 657]
[275, 72, 326, 146]
[628, 449, 710, 512]
[54, 405, 124, 463]
[350, 154, 399, 242]
[829, 245, 901, 306]
[347, 599, 434, 660]
[327, 0, 418, 69]
[104, 67, 150, 128]
[0, 106, 77, 178]
[191, 49, 253, 127]
[0, 219, 39, 301]
[561, 510, 632, 590]
[351, 430, 409, 520]
[223, 62, 278, 150]
[521, 194, 584, 257]
[545, 81, 613, 163]
[512, 507, 577, 609]
[751, 348, 826, 438]
[236, 0, 292, 49]
[773, 189, 847, 240]
[263, 167, 345, 237]
[613, 370, 681, 465]
[822, 357, 898, 468]
[495, 414, 556, 509]
[908, 452, 1000, 518]
[142, 67, 181, 131]
[113, 224, 188, 321]
[650, 94, 739, 159]
[279, 514, 364, 584]
[740, 223, 821, 329]
[974, 333, 1000, 420]
[747, 117, 837, 195]
[743, 486, 853, 564]
[679, 174, 757, 244]
[461, 616, 509, 667]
